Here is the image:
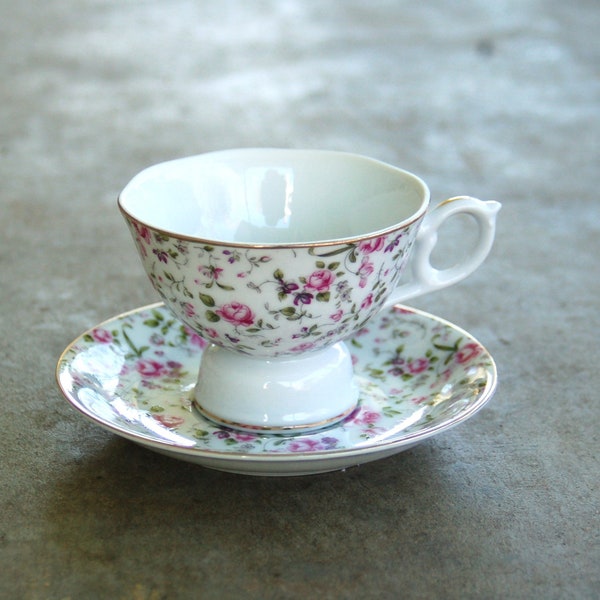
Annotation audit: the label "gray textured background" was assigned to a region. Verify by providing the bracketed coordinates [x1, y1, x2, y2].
[1, 1, 598, 598]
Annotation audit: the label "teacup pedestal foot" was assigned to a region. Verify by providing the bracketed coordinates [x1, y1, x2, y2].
[193, 342, 359, 434]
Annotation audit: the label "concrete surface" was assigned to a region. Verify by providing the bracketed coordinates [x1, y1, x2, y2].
[1, 1, 598, 598]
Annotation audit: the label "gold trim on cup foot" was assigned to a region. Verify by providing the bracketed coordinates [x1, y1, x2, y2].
[192, 400, 357, 436]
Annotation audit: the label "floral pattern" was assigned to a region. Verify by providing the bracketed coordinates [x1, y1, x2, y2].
[57, 303, 497, 461]
[124, 218, 421, 356]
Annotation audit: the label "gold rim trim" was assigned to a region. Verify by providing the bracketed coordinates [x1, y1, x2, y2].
[436, 195, 472, 207]
[117, 201, 427, 250]
[116, 149, 431, 250]
[193, 400, 357, 434]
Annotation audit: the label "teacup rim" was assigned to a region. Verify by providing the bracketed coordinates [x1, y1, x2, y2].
[117, 148, 431, 249]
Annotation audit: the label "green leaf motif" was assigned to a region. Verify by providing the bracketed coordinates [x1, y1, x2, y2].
[383, 407, 403, 417]
[316, 292, 331, 302]
[199, 293, 215, 307]
[273, 269, 285, 280]
[205, 310, 220, 323]
[280, 307, 296, 317]
[161, 321, 175, 335]
[367, 367, 386, 380]
[433, 343, 457, 352]
[143, 319, 160, 328]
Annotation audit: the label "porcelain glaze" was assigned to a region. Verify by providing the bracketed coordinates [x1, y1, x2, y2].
[194, 341, 358, 432]
[56, 303, 497, 476]
[118, 149, 500, 432]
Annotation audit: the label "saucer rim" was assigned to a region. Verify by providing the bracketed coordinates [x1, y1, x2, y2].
[56, 302, 497, 466]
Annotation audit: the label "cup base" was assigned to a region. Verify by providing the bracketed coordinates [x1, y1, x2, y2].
[193, 342, 359, 434]
[193, 402, 357, 435]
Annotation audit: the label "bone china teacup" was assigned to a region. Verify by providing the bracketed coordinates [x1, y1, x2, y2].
[118, 149, 500, 433]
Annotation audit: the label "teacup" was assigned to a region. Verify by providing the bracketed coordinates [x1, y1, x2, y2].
[118, 149, 500, 432]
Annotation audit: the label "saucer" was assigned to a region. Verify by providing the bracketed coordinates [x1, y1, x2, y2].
[56, 303, 497, 476]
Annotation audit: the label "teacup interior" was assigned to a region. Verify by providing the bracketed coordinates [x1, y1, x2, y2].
[118, 149, 428, 244]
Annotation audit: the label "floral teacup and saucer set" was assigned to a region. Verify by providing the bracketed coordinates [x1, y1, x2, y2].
[57, 149, 499, 476]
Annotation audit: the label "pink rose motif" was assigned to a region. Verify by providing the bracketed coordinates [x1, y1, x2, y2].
[198, 265, 224, 281]
[166, 360, 183, 372]
[408, 358, 430, 374]
[183, 302, 196, 317]
[191, 334, 208, 349]
[290, 341, 316, 353]
[183, 326, 208, 349]
[233, 433, 257, 442]
[455, 343, 481, 364]
[358, 236, 385, 254]
[153, 414, 185, 428]
[91, 328, 113, 344]
[361, 293, 374, 310]
[358, 257, 375, 288]
[330, 309, 344, 322]
[287, 439, 322, 452]
[216, 302, 255, 327]
[134, 222, 152, 244]
[411, 396, 429, 405]
[136, 359, 166, 378]
[305, 269, 336, 292]
[351, 409, 381, 425]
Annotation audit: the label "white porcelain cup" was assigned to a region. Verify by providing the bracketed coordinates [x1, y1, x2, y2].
[119, 149, 500, 433]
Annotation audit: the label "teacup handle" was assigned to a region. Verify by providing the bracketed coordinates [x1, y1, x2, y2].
[384, 196, 501, 307]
